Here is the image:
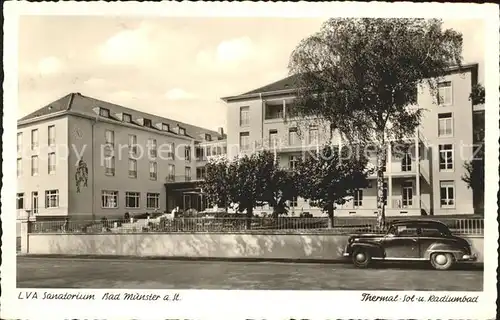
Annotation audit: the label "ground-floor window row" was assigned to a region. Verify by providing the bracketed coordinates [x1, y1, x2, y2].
[101, 191, 160, 210]
[16, 190, 161, 212]
[16, 190, 59, 211]
[261, 179, 456, 210]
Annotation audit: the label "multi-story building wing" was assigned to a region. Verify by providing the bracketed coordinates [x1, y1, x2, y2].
[17, 92, 225, 221]
[222, 63, 481, 217]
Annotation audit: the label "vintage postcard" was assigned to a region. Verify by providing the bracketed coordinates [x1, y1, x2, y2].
[1, 1, 499, 319]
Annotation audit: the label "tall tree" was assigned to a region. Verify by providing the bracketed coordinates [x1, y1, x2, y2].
[259, 165, 298, 218]
[227, 151, 276, 229]
[462, 83, 485, 213]
[201, 157, 231, 212]
[295, 145, 372, 228]
[288, 18, 463, 229]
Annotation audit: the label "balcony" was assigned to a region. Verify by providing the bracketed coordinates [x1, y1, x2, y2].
[264, 104, 284, 121]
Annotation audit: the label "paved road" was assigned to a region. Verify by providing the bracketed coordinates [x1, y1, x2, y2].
[17, 256, 483, 291]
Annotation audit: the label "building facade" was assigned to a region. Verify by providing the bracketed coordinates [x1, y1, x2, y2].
[16, 93, 226, 221]
[222, 63, 483, 217]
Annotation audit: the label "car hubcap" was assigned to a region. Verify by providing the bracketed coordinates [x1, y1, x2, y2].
[355, 253, 366, 262]
[435, 254, 447, 265]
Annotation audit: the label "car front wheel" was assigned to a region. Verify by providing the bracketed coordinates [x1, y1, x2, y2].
[352, 249, 371, 268]
[430, 252, 454, 270]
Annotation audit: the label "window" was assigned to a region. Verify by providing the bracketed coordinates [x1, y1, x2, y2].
[31, 192, 38, 214]
[105, 156, 115, 176]
[438, 113, 453, 137]
[395, 225, 419, 237]
[239, 132, 250, 151]
[354, 189, 363, 208]
[179, 127, 186, 135]
[401, 152, 412, 172]
[288, 127, 298, 145]
[240, 106, 250, 126]
[185, 167, 192, 181]
[31, 129, 39, 150]
[196, 167, 206, 180]
[205, 134, 212, 142]
[128, 135, 138, 155]
[149, 138, 157, 158]
[101, 190, 118, 208]
[48, 152, 56, 174]
[162, 123, 170, 131]
[440, 181, 455, 208]
[149, 161, 157, 180]
[167, 142, 175, 160]
[168, 164, 175, 181]
[269, 129, 278, 148]
[147, 193, 160, 209]
[123, 113, 132, 123]
[265, 103, 283, 120]
[125, 192, 140, 208]
[290, 196, 298, 207]
[45, 190, 59, 208]
[289, 155, 299, 171]
[185, 146, 191, 161]
[143, 118, 152, 127]
[16, 193, 24, 210]
[196, 147, 205, 161]
[128, 159, 137, 178]
[17, 158, 22, 177]
[308, 125, 319, 144]
[31, 155, 39, 176]
[420, 227, 445, 237]
[99, 107, 110, 117]
[105, 130, 115, 146]
[402, 181, 413, 207]
[438, 81, 452, 106]
[17, 132, 22, 152]
[48, 125, 56, 146]
[439, 144, 454, 171]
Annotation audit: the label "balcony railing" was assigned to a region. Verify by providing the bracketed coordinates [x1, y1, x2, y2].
[165, 175, 200, 183]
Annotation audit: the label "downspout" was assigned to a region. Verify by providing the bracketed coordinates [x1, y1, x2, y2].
[91, 114, 99, 222]
[260, 93, 263, 150]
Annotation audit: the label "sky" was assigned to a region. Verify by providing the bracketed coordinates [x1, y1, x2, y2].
[18, 17, 485, 131]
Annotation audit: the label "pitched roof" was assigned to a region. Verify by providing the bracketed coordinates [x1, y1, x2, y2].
[222, 63, 479, 102]
[243, 74, 300, 95]
[19, 92, 223, 140]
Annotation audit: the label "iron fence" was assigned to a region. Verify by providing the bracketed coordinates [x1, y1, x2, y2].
[27, 216, 484, 235]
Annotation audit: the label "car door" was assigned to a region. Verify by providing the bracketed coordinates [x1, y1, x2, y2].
[382, 225, 420, 259]
[417, 226, 448, 258]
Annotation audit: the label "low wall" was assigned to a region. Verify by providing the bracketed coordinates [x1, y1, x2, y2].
[25, 233, 484, 263]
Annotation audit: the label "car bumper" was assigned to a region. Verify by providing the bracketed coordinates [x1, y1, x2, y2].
[458, 253, 477, 261]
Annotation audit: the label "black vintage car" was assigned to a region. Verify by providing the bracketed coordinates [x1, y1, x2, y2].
[343, 219, 477, 270]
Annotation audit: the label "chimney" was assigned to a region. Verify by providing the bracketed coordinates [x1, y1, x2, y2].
[218, 127, 224, 136]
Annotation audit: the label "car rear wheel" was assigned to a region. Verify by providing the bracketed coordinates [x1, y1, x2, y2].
[352, 249, 371, 268]
[430, 252, 454, 270]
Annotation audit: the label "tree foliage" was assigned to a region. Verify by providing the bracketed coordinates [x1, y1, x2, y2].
[201, 157, 231, 211]
[463, 85, 485, 212]
[295, 145, 372, 227]
[469, 83, 485, 106]
[226, 151, 287, 228]
[288, 18, 463, 229]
